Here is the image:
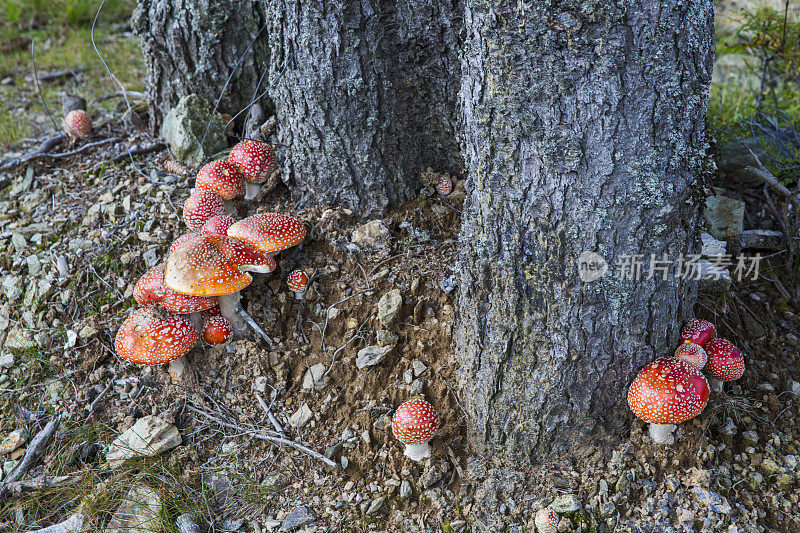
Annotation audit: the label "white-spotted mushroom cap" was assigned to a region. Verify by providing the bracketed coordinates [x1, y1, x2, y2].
[534, 508, 559, 533]
[114, 308, 198, 365]
[228, 140, 276, 184]
[436, 175, 453, 196]
[391, 399, 439, 446]
[227, 213, 306, 254]
[201, 215, 236, 236]
[679, 318, 716, 347]
[674, 342, 707, 369]
[203, 315, 232, 345]
[627, 357, 710, 425]
[164, 233, 276, 297]
[134, 264, 217, 314]
[287, 269, 309, 294]
[195, 160, 245, 200]
[704, 338, 745, 382]
[64, 109, 92, 138]
[183, 191, 225, 231]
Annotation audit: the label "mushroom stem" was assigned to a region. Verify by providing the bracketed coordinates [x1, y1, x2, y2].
[189, 312, 203, 332]
[219, 293, 247, 336]
[223, 199, 236, 216]
[168, 355, 191, 384]
[648, 423, 676, 444]
[244, 182, 260, 201]
[708, 378, 724, 393]
[295, 292, 304, 300]
[403, 443, 432, 462]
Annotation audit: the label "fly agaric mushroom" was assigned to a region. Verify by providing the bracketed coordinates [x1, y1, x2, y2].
[201, 215, 236, 236]
[164, 233, 276, 335]
[627, 357, 710, 444]
[704, 338, 745, 392]
[674, 342, 707, 369]
[64, 109, 92, 139]
[436, 175, 453, 197]
[115, 307, 198, 379]
[133, 264, 217, 329]
[391, 399, 439, 461]
[195, 160, 246, 213]
[227, 213, 306, 256]
[183, 191, 226, 231]
[287, 269, 309, 299]
[533, 508, 559, 533]
[203, 315, 232, 345]
[228, 140, 277, 200]
[680, 318, 716, 347]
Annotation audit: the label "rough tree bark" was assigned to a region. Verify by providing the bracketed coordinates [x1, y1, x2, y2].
[455, 0, 714, 460]
[132, 0, 269, 130]
[266, 0, 463, 214]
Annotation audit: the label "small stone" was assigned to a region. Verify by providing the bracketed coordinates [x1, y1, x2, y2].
[288, 404, 313, 429]
[774, 473, 795, 492]
[550, 494, 581, 514]
[366, 496, 386, 515]
[377, 289, 402, 326]
[254, 376, 269, 393]
[4, 326, 35, 350]
[719, 417, 737, 436]
[327, 307, 340, 320]
[107, 416, 182, 468]
[351, 220, 390, 246]
[25, 255, 42, 276]
[410, 378, 425, 394]
[403, 369, 414, 384]
[761, 458, 784, 475]
[376, 329, 399, 347]
[399, 480, 412, 499]
[142, 247, 159, 268]
[412, 359, 427, 377]
[64, 330, 78, 349]
[742, 431, 759, 445]
[692, 487, 732, 514]
[302, 363, 328, 392]
[2, 276, 22, 301]
[0, 430, 26, 454]
[0, 354, 14, 369]
[78, 325, 98, 340]
[11, 233, 26, 251]
[373, 415, 391, 432]
[789, 380, 800, 397]
[355, 345, 393, 369]
[280, 504, 316, 531]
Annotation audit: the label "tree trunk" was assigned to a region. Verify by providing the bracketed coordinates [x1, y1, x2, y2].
[132, 0, 270, 130]
[455, 1, 714, 461]
[266, 0, 463, 215]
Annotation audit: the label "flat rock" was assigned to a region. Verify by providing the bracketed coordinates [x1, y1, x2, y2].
[705, 195, 744, 239]
[377, 289, 402, 326]
[4, 325, 35, 350]
[351, 220, 390, 246]
[161, 94, 228, 165]
[280, 504, 316, 531]
[288, 403, 313, 429]
[107, 416, 182, 468]
[0, 429, 26, 454]
[550, 493, 581, 514]
[692, 487, 731, 514]
[355, 345, 393, 369]
[302, 363, 327, 392]
[105, 484, 162, 533]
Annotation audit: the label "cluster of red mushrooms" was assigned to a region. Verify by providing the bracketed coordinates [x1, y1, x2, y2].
[628, 318, 745, 445]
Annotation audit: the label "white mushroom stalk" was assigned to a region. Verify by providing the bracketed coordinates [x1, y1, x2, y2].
[647, 423, 677, 445]
[403, 442, 433, 462]
[244, 182, 261, 201]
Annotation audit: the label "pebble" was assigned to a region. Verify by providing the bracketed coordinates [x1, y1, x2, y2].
[399, 480, 412, 499]
[280, 505, 316, 531]
[302, 364, 328, 392]
[355, 345, 393, 369]
[288, 404, 313, 429]
[254, 376, 269, 393]
[377, 289, 402, 326]
[366, 496, 385, 515]
[692, 487, 732, 514]
[25, 255, 41, 276]
[0, 354, 15, 369]
[107, 416, 182, 468]
[550, 494, 581, 514]
[0, 429, 26, 454]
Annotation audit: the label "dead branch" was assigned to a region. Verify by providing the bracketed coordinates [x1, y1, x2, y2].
[109, 141, 166, 163]
[0, 134, 65, 173]
[1, 475, 79, 500]
[25, 66, 88, 83]
[2, 415, 61, 486]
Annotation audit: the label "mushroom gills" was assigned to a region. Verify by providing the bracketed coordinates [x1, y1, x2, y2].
[244, 182, 260, 201]
[648, 423, 677, 444]
[403, 442, 432, 462]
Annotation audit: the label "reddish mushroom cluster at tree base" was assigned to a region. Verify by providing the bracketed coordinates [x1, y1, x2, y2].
[228, 140, 277, 200]
[64, 109, 92, 139]
[627, 357, 710, 444]
[533, 508, 559, 533]
[391, 399, 439, 461]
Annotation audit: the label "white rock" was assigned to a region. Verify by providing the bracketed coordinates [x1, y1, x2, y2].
[0, 354, 15, 369]
[377, 289, 402, 326]
[107, 416, 182, 468]
[302, 363, 328, 392]
[105, 485, 162, 533]
[351, 220, 390, 246]
[355, 345, 393, 369]
[288, 403, 313, 429]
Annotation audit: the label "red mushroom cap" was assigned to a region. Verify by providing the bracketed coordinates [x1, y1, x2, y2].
[195, 160, 246, 200]
[227, 213, 306, 254]
[627, 357, 709, 425]
[229, 140, 276, 184]
[164, 233, 276, 296]
[534, 508, 559, 533]
[436, 175, 453, 196]
[674, 342, 707, 369]
[203, 316, 232, 345]
[134, 264, 217, 314]
[201, 215, 236, 236]
[679, 319, 717, 347]
[201, 304, 221, 318]
[169, 233, 197, 256]
[391, 399, 439, 446]
[184, 191, 226, 231]
[114, 308, 198, 365]
[704, 338, 745, 382]
[64, 109, 92, 138]
[287, 269, 309, 293]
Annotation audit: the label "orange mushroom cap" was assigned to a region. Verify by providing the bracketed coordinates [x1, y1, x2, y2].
[534, 508, 559, 533]
[627, 357, 709, 425]
[203, 316, 232, 345]
[229, 140, 276, 184]
[674, 342, 707, 369]
[115, 308, 198, 365]
[201, 215, 236, 236]
[227, 213, 306, 254]
[134, 264, 217, 314]
[164, 233, 276, 297]
[64, 109, 92, 138]
[183, 191, 225, 231]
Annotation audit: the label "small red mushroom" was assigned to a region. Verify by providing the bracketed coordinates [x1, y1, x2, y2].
[201, 215, 236, 236]
[704, 338, 745, 391]
[227, 213, 306, 255]
[627, 357, 709, 444]
[391, 399, 439, 461]
[679, 318, 716, 347]
[287, 269, 309, 299]
[64, 109, 92, 139]
[203, 316, 232, 345]
[228, 140, 277, 200]
[195, 160, 246, 212]
[674, 342, 707, 369]
[183, 191, 226, 231]
[436, 175, 453, 197]
[115, 308, 198, 366]
[534, 508, 559, 533]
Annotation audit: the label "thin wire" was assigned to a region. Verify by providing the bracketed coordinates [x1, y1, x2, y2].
[31, 39, 60, 132]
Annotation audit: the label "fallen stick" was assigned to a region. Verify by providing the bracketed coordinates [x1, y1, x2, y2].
[42, 137, 121, 159]
[3, 415, 61, 485]
[0, 134, 65, 173]
[25, 66, 88, 83]
[237, 307, 274, 346]
[109, 141, 166, 163]
[0, 474, 78, 499]
[256, 393, 287, 438]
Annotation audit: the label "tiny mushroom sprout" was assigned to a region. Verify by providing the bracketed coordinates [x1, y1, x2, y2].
[64, 109, 92, 139]
[704, 338, 745, 392]
[133, 263, 217, 329]
[679, 318, 716, 347]
[287, 269, 309, 299]
[227, 213, 306, 256]
[674, 342, 707, 369]
[114, 307, 198, 378]
[391, 398, 439, 462]
[436, 175, 453, 197]
[228, 140, 277, 200]
[195, 160, 246, 213]
[164, 233, 276, 335]
[203, 316, 232, 345]
[627, 357, 709, 445]
[183, 190, 225, 231]
[534, 508, 559, 533]
[201, 215, 236, 236]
